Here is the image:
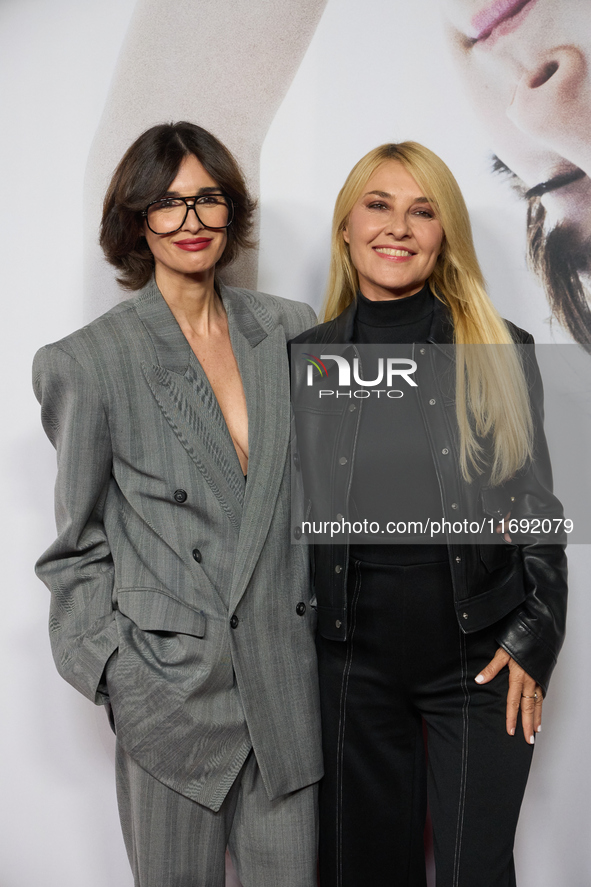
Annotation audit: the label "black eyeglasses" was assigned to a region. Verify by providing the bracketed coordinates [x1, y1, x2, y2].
[143, 193, 234, 235]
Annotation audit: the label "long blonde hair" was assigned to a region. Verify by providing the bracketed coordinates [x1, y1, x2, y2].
[322, 142, 533, 485]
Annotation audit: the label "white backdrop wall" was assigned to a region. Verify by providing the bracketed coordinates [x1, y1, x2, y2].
[2, 2, 137, 885]
[3, 1, 590, 885]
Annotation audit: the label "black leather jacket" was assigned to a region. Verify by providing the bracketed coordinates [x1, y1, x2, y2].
[290, 298, 567, 694]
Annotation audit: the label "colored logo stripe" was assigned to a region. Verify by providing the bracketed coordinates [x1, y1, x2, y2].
[303, 353, 328, 376]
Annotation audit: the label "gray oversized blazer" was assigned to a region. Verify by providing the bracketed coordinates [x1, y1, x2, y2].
[33, 280, 322, 812]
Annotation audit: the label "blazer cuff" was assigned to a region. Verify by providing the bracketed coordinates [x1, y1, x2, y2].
[56, 616, 119, 705]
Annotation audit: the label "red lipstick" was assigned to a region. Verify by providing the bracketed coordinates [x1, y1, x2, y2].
[173, 237, 212, 252]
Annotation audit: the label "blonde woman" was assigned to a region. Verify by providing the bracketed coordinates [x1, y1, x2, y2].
[291, 143, 567, 887]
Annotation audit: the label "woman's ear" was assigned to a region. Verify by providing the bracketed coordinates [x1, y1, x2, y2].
[342, 224, 350, 245]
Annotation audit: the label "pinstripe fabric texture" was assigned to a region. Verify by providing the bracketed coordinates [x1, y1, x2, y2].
[116, 744, 318, 887]
[33, 280, 323, 813]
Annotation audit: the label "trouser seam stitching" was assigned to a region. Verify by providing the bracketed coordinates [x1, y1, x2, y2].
[452, 630, 470, 887]
[336, 559, 362, 887]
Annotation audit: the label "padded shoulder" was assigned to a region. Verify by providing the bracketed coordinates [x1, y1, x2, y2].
[223, 286, 317, 340]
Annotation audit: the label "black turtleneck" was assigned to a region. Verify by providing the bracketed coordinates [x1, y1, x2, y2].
[349, 284, 445, 564]
[353, 282, 435, 345]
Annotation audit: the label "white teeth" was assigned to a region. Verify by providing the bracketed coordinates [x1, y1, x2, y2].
[375, 248, 413, 257]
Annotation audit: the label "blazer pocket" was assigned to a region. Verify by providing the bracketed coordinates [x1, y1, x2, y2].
[116, 588, 206, 637]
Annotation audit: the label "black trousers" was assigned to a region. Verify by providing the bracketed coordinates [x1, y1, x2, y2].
[317, 556, 534, 887]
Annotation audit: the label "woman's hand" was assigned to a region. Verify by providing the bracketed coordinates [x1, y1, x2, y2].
[475, 648, 542, 744]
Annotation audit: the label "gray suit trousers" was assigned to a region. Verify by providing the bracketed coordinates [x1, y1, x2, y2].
[116, 743, 319, 887]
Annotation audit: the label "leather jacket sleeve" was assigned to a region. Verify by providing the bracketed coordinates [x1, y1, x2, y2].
[494, 336, 567, 695]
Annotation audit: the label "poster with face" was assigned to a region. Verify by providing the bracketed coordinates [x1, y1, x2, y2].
[257, 0, 591, 345]
[5, 1, 590, 885]
[442, 0, 591, 344]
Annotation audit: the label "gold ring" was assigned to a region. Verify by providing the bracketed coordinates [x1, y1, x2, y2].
[521, 693, 538, 699]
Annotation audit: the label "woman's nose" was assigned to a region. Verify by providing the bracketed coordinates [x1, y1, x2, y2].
[183, 203, 204, 231]
[507, 47, 591, 177]
[384, 211, 411, 239]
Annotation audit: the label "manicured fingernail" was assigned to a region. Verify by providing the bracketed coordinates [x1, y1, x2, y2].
[529, 735, 535, 745]
[510, 727, 515, 735]
[475, 675, 484, 684]
[536, 725, 542, 733]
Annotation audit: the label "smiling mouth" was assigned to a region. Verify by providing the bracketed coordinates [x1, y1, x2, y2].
[374, 248, 415, 257]
[525, 168, 587, 199]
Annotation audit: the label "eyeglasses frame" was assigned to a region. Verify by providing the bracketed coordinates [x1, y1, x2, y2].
[142, 192, 234, 235]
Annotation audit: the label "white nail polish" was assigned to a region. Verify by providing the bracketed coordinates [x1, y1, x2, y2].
[475, 675, 484, 684]
[510, 727, 515, 736]
[529, 735, 535, 745]
[536, 725, 542, 733]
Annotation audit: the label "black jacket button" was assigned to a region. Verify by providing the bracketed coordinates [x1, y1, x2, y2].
[296, 602, 306, 616]
[230, 615, 239, 629]
[192, 548, 202, 563]
[294, 526, 302, 540]
[174, 489, 187, 503]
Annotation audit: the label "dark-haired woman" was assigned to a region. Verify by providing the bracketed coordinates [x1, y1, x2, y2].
[291, 142, 567, 887]
[33, 122, 321, 887]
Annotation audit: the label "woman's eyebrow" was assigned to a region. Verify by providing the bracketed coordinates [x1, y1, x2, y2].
[362, 191, 432, 202]
[161, 186, 222, 197]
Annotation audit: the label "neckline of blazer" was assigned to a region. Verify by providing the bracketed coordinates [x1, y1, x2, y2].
[132, 278, 270, 375]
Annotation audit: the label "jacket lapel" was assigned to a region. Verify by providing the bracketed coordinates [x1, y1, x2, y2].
[134, 281, 291, 607]
[135, 281, 246, 529]
[222, 287, 291, 611]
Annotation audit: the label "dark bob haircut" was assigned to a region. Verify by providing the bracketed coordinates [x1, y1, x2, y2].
[100, 122, 256, 290]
